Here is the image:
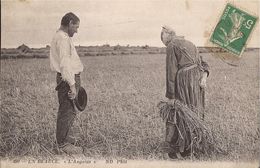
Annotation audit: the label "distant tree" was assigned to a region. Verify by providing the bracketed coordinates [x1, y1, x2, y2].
[142, 45, 149, 49]
[102, 44, 110, 47]
[114, 44, 121, 50]
[17, 44, 30, 53]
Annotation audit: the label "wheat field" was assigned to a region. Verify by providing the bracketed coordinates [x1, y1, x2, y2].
[0, 51, 259, 161]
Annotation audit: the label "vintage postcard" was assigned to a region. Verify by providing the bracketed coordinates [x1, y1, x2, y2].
[1, 0, 259, 168]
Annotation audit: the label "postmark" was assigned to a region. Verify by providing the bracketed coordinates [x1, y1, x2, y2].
[210, 3, 258, 57]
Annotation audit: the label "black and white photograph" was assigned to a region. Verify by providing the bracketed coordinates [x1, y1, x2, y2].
[1, 0, 259, 168]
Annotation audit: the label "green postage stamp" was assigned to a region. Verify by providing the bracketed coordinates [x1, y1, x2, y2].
[210, 3, 258, 56]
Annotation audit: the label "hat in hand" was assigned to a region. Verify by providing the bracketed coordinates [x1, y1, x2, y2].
[74, 86, 87, 111]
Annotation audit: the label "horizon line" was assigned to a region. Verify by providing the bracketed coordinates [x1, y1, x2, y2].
[1, 44, 260, 49]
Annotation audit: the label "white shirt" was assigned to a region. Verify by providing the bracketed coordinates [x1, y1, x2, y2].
[50, 30, 83, 86]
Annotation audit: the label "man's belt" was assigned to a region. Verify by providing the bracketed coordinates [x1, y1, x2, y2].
[57, 72, 81, 77]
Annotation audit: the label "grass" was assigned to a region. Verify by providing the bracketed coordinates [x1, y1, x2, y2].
[0, 51, 259, 161]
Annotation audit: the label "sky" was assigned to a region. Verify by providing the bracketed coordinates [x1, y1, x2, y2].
[1, 0, 259, 48]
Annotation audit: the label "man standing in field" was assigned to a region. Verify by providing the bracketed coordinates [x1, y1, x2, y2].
[50, 12, 84, 154]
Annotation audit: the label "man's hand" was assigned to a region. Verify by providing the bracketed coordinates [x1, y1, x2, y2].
[68, 84, 76, 100]
[200, 72, 207, 89]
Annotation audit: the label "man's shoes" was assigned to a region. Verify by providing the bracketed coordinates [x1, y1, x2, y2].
[59, 143, 83, 155]
[65, 135, 80, 145]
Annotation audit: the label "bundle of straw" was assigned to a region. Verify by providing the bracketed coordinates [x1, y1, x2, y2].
[158, 100, 222, 157]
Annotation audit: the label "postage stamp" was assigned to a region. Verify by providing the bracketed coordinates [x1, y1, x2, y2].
[210, 3, 258, 57]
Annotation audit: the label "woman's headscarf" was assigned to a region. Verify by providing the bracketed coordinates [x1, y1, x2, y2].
[161, 25, 176, 46]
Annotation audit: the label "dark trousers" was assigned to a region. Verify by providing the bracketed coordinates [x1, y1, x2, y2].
[55, 73, 81, 146]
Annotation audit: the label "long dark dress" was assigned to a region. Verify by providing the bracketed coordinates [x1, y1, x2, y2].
[165, 37, 209, 156]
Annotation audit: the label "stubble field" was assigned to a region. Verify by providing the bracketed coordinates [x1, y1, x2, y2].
[0, 51, 259, 161]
